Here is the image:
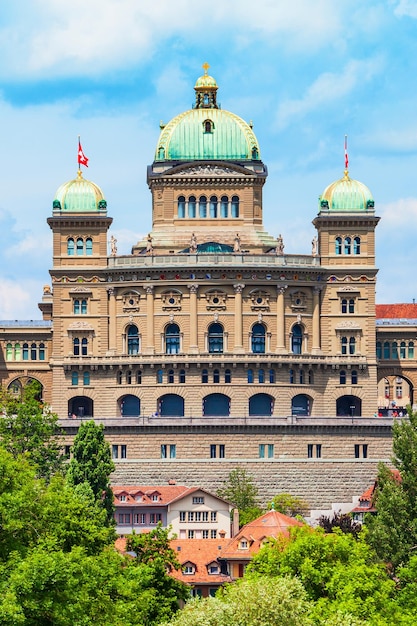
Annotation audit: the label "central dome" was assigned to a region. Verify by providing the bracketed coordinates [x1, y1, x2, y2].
[155, 66, 260, 162]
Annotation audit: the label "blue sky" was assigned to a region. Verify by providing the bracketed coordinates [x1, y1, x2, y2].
[1, 0, 417, 318]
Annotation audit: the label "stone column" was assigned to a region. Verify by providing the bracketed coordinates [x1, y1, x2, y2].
[187, 283, 199, 354]
[233, 283, 245, 353]
[276, 285, 287, 353]
[144, 285, 155, 355]
[312, 286, 322, 354]
[107, 287, 117, 355]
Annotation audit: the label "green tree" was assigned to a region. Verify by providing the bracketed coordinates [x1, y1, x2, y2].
[318, 511, 362, 538]
[165, 575, 313, 626]
[0, 381, 64, 480]
[366, 409, 417, 571]
[269, 493, 309, 517]
[66, 420, 115, 524]
[217, 468, 262, 525]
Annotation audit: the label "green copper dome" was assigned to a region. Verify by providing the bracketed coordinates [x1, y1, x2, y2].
[52, 170, 107, 214]
[155, 66, 260, 162]
[319, 171, 374, 212]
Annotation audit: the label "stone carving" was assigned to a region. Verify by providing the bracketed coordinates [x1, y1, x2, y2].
[110, 235, 117, 256]
[189, 232, 197, 253]
[312, 235, 318, 256]
[276, 234, 285, 255]
[234, 233, 241, 253]
[146, 233, 154, 255]
[176, 165, 239, 176]
[98, 199, 107, 209]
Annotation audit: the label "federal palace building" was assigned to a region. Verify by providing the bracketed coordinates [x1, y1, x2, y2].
[1, 67, 416, 509]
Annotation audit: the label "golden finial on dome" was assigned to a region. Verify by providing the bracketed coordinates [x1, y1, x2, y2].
[202, 62, 210, 75]
[77, 169, 83, 179]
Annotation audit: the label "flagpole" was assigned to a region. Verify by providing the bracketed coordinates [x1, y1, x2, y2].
[78, 135, 80, 174]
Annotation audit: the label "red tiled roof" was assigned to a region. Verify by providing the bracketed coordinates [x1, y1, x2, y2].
[222, 509, 304, 560]
[112, 485, 190, 507]
[350, 469, 402, 513]
[376, 304, 417, 319]
[169, 539, 232, 585]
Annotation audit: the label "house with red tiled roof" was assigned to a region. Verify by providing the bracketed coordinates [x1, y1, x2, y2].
[220, 509, 304, 579]
[350, 468, 401, 523]
[113, 484, 232, 538]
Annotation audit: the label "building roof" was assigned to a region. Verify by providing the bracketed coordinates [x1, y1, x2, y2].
[376, 304, 417, 319]
[170, 539, 232, 586]
[350, 469, 401, 514]
[221, 509, 304, 561]
[112, 485, 232, 508]
[319, 170, 374, 213]
[53, 169, 107, 214]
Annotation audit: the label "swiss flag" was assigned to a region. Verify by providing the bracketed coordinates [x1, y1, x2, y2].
[78, 140, 89, 167]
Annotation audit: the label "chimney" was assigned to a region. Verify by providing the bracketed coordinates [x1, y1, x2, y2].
[232, 508, 240, 537]
[168, 479, 176, 485]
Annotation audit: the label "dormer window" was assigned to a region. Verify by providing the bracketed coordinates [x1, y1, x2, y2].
[119, 494, 127, 502]
[183, 564, 195, 575]
[151, 494, 159, 502]
[208, 563, 219, 574]
[239, 539, 248, 549]
[204, 119, 213, 133]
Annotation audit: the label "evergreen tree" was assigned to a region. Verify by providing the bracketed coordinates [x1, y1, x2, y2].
[217, 468, 262, 526]
[66, 420, 115, 524]
[366, 409, 417, 571]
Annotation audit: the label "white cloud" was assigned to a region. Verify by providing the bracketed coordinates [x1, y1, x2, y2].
[394, 0, 417, 18]
[0, 279, 42, 319]
[275, 58, 382, 130]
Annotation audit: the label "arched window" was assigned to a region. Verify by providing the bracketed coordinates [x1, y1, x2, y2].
[31, 343, 37, 360]
[209, 195, 218, 218]
[202, 369, 208, 384]
[68, 397, 93, 418]
[213, 369, 220, 383]
[383, 341, 390, 359]
[344, 236, 351, 254]
[349, 299, 355, 314]
[351, 370, 358, 385]
[76, 238, 84, 255]
[204, 119, 212, 132]
[159, 394, 184, 417]
[127, 325, 139, 355]
[81, 338, 88, 356]
[251, 323, 266, 353]
[400, 341, 406, 359]
[231, 196, 239, 218]
[291, 324, 303, 354]
[341, 337, 348, 355]
[6, 343, 13, 361]
[269, 369, 275, 383]
[249, 393, 273, 416]
[349, 337, 356, 355]
[392, 341, 398, 359]
[67, 238, 75, 256]
[376, 341, 382, 359]
[208, 323, 223, 353]
[409, 341, 414, 358]
[188, 196, 196, 218]
[341, 299, 347, 314]
[74, 299, 80, 314]
[157, 369, 163, 384]
[340, 370, 346, 385]
[178, 196, 186, 218]
[225, 369, 231, 383]
[81, 299, 87, 314]
[85, 238, 93, 255]
[299, 370, 304, 384]
[292, 395, 310, 416]
[353, 237, 361, 254]
[39, 343, 45, 361]
[117, 371, 122, 385]
[247, 369, 254, 383]
[23, 343, 29, 360]
[335, 237, 342, 255]
[289, 369, 295, 384]
[71, 371, 79, 385]
[179, 369, 186, 384]
[121, 395, 140, 417]
[126, 370, 132, 384]
[220, 196, 228, 218]
[199, 196, 207, 218]
[136, 370, 142, 384]
[165, 323, 180, 354]
[14, 343, 21, 360]
[168, 370, 175, 384]
[83, 371, 90, 385]
[336, 395, 361, 417]
[203, 394, 230, 416]
[258, 369, 265, 383]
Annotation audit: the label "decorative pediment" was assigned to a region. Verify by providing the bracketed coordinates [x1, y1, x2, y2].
[248, 289, 270, 311]
[335, 321, 362, 331]
[162, 290, 182, 311]
[67, 321, 95, 332]
[174, 164, 241, 176]
[68, 286, 93, 294]
[205, 290, 227, 310]
[290, 290, 307, 311]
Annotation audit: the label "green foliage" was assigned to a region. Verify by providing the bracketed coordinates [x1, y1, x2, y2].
[217, 468, 259, 525]
[366, 409, 417, 571]
[66, 420, 115, 524]
[165, 575, 313, 626]
[269, 493, 309, 517]
[248, 526, 399, 624]
[0, 382, 65, 480]
[126, 523, 181, 569]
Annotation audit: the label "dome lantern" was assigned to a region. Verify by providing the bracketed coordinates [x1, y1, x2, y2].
[194, 62, 219, 109]
[318, 169, 374, 214]
[52, 169, 107, 214]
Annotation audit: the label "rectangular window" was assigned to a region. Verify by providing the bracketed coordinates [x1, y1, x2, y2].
[219, 445, 225, 458]
[210, 529, 217, 538]
[355, 444, 368, 459]
[64, 445, 71, 457]
[150, 513, 161, 524]
[188, 512, 194, 522]
[211, 511, 217, 522]
[192, 496, 204, 504]
[268, 444, 274, 458]
[179, 511, 186, 522]
[308, 444, 321, 458]
[121, 445, 127, 459]
[112, 445, 118, 459]
[210, 444, 216, 458]
[202, 530, 209, 539]
[188, 530, 195, 539]
[259, 444, 265, 458]
[170, 444, 176, 458]
[202, 511, 209, 522]
[161, 445, 167, 459]
[140, 513, 146, 524]
[259, 444, 274, 458]
[195, 511, 201, 522]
